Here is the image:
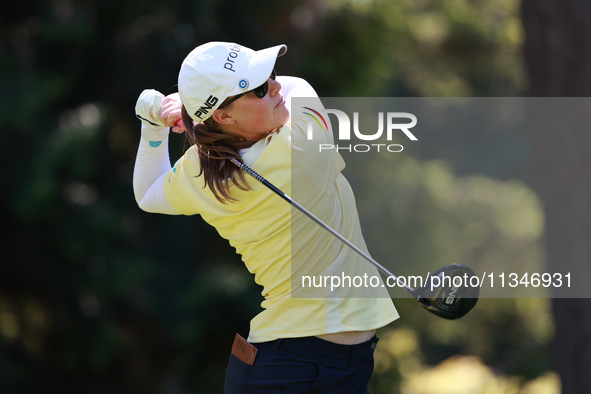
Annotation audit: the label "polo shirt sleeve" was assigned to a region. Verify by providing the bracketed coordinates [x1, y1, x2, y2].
[284, 77, 340, 155]
[162, 146, 204, 216]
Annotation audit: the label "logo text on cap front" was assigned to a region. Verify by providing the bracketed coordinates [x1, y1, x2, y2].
[194, 95, 219, 119]
[224, 44, 242, 72]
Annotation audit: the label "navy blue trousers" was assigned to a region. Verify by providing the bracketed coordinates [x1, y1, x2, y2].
[224, 335, 378, 393]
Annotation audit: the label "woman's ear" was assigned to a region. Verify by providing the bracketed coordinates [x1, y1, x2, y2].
[212, 108, 234, 125]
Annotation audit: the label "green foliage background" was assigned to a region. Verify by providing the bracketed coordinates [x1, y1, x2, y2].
[1, 0, 555, 393]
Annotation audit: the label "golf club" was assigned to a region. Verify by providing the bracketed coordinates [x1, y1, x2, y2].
[231, 158, 479, 320]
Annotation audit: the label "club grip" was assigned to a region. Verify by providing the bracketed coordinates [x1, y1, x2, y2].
[230, 159, 266, 183]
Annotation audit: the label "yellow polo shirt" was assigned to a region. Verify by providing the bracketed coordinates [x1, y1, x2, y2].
[163, 87, 398, 343]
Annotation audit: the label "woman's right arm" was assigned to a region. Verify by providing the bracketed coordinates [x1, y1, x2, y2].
[133, 90, 183, 215]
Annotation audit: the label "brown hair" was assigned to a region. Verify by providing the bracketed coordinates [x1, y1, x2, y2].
[180, 106, 253, 203]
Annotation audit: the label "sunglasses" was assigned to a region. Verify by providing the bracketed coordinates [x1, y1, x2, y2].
[220, 69, 277, 108]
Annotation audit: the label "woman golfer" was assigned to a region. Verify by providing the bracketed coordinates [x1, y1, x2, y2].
[133, 41, 399, 393]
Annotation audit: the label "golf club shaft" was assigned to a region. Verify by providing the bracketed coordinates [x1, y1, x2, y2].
[231, 159, 415, 293]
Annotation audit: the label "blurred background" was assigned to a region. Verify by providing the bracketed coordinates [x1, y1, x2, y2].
[2, 0, 590, 393]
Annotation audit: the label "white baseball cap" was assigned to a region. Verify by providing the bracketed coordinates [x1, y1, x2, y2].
[178, 42, 287, 122]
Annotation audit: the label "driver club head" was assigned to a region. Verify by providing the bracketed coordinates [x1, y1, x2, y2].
[411, 263, 479, 320]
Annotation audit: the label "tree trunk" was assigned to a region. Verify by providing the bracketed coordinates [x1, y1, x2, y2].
[521, 1, 591, 393]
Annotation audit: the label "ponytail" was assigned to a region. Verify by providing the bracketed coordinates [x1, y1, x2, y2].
[180, 106, 252, 203]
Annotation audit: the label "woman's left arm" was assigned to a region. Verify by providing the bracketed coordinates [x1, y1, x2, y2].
[133, 91, 185, 215]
